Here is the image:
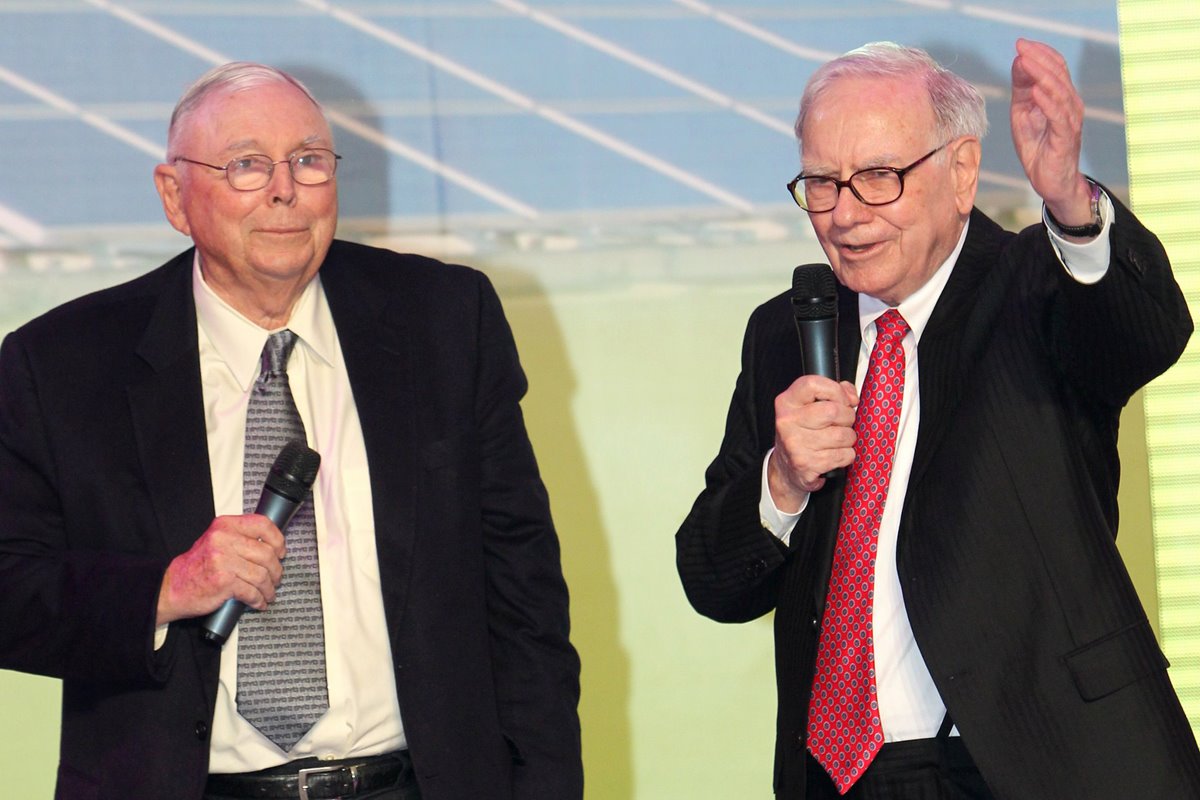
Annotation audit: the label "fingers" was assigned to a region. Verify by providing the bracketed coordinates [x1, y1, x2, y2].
[770, 376, 858, 505]
[155, 515, 287, 626]
[213, 516, 287, 604]
[1010, 38, 1085, 205]
[776, 374, 857, 410]
[1015, 40, 1082, 129]
[252, 516, 287, 560]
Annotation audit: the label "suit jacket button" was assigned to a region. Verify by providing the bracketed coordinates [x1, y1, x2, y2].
[195, 721, 209, 740]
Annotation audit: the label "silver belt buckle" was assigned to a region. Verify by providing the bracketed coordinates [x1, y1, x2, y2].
[297, 763, 361, 800]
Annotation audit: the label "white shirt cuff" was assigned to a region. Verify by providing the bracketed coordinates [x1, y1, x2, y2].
[153, 623, 169, 651]
[759, 448, 804, 546]
[1044, 190, 1114, 285]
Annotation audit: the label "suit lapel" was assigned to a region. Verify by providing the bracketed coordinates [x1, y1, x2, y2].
[908, 210, 1013, 486]
[320, 246, 419, 635]
[126, 250, 216, 560]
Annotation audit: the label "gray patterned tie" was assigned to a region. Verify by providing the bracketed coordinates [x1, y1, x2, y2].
[236, 329, 329, 751]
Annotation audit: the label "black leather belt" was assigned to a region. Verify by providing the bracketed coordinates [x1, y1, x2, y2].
[205, 751, 411, 800]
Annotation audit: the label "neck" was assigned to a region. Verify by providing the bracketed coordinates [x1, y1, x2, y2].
[199, 260, 313, 330]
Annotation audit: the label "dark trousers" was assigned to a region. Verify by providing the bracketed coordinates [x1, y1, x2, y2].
[805, 737, 995, 800]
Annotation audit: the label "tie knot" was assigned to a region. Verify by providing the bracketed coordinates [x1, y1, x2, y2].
[261, 329, 298, 378]
[874, 309, 909, 345]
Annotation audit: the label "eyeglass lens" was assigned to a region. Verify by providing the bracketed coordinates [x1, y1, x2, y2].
[226, 150, 338, 190]
[795, 170, 902, 212]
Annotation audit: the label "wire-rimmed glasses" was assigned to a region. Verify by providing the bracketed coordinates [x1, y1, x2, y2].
[174, 148, 341, 191]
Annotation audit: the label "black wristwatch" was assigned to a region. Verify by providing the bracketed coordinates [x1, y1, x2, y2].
[1046, 180, 1104, 238]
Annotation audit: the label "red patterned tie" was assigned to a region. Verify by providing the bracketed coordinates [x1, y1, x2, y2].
[807, 309, 909, 793]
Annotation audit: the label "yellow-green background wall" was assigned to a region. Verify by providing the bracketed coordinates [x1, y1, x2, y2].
[0, 231, 1174, 798]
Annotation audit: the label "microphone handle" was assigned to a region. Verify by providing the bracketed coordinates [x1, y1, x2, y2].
[795, 317, 838, 381]
[199, 486, 305, 645]
[794, 318, 844, 481]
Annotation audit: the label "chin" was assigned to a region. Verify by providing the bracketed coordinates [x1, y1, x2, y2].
[251, 254, 318, 281]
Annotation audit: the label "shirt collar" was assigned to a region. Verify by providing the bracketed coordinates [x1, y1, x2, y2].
[857, 218, 970, 343]
[192, 251, 337, 391]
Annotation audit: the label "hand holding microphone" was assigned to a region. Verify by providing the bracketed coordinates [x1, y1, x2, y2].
[154, 441, 320, 640]
[767, 265, 856, 507]
[200, 441, 321, 644]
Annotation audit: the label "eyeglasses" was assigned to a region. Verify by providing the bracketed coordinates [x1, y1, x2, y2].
[174, 148, 341, 191]
[786, 142, 949, 213]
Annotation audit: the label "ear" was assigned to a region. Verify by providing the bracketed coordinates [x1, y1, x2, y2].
[950, 136, 982, 215]
[153, 163, 192, 237]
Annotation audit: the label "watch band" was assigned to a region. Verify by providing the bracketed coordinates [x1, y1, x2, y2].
[1046, 180, 1103, 238]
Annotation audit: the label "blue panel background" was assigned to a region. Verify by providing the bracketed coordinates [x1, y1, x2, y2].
[0, 0, 1124, 246]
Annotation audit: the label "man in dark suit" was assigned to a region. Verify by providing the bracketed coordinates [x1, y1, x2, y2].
[677, 38, 1200, 799]
[0, 62, 581, 800]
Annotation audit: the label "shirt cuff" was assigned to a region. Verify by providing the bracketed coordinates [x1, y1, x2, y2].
[759, 448, 804, 546]
[1043, 189, 1114, 285]
[153, 623, 169, 651]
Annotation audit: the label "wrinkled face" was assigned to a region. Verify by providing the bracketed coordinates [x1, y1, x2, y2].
[154, 80, 338, 301]
[800, 75, 978, 306]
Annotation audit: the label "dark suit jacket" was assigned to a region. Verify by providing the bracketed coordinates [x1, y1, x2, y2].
[0, 240, 582, 800]
[677, 198, 1200, 799]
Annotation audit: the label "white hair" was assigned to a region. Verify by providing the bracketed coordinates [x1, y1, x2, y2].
[794, 42, 988, 154]
[165, 62, 325, 159]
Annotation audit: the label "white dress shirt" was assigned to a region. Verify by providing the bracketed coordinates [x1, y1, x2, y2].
[189, 257, 408, 772]
[760, 197, 1114, 741]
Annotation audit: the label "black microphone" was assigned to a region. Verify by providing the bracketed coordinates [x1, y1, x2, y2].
[201, 440, 321, 645]
[791, 263, 839, 381]
[791, 264, 842, 480]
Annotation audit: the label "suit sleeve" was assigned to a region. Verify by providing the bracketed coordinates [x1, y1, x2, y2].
[675, 302, 790, 624]
[1043, 189, 1193, 407]
[0, 331, 171, 685]
[471, 274, 583, 800]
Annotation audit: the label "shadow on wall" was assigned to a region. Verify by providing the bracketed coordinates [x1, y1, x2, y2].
[485, 263, 634, 799]
[285, 64, 631, 790]
[282, 64, 392, 226]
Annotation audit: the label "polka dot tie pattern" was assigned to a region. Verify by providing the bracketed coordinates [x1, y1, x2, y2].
[806, 309, 910, 794]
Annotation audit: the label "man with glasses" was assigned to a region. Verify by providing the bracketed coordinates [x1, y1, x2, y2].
[678, 39, 1199, 799]
[0, 62, 581, 800]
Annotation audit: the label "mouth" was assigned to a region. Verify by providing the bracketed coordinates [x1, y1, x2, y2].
[256, 227, 308, 236]
[837, 240, 881, 257]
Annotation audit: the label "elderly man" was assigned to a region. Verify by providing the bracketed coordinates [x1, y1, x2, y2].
[677, 39, 1199, 799]
[0, 63, 581, 800]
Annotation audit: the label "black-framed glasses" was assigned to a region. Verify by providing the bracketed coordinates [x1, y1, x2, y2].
[787, 142, 949, 213]
[174, 148, 341, 191]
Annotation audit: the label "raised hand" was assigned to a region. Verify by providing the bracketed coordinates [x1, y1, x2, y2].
[1010, 38, 1094, 228]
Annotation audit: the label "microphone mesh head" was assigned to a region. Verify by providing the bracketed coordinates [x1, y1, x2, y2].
[265, 440, 321, 500]
[791, 264, 837, 321]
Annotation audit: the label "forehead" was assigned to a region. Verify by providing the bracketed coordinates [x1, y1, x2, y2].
[801, 75, 935, 168]
[181, 81, 333, 155]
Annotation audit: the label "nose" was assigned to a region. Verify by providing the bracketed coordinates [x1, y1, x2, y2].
[829, 183, 872, 227]
[266, 159, 297, 206]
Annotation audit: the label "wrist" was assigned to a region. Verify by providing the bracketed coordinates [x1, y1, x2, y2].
[767, 449, 813, 512]
[1046, 178, 1103, 238]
